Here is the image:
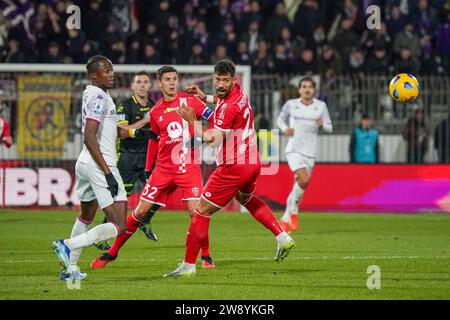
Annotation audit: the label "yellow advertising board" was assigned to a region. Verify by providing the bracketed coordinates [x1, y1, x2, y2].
[258, 129, 279, 162]
[17, 76, 72, 158]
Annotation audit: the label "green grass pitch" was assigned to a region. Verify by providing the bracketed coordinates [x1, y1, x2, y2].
[0, 210, 449, 300]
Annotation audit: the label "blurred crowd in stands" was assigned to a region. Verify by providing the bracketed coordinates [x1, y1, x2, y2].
[0, 0, 450, 76]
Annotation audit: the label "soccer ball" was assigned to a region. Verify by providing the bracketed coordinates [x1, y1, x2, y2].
[389, 73, 420, 103]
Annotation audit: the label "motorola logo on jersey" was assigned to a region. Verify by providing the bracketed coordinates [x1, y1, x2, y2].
[167, 121, 183, 139]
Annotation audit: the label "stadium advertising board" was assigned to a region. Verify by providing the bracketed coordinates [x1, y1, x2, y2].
[256, 163, 450, 213]
[1, 162, 449, 212]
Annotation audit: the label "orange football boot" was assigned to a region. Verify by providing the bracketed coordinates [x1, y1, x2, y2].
[290, 214, 299, 231]
[90, 253, 116, 269]
[201, 256, 216, 269]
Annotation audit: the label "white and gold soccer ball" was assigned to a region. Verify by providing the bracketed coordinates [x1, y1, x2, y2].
[389, 73, 420, 103]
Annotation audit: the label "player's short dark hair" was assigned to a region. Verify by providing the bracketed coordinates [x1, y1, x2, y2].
[157, 66, 178, 80]
[86, 55, 110, 74]
[214, 59, 236, 77]
[133, 71, 151, 82]
[362, 114, 371, 120]
[298, 77, 316, 89]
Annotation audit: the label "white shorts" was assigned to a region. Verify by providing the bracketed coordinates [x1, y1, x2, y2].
[286, 152, 315, 175]
[75, 161, 127, 209]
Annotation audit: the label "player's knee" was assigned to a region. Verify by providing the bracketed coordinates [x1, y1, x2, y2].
[134, 204, 150, 220]
[235, 193, 251, 205]
[235, 193, 243, 204]
[187, 207, 195, 218]
[135, 210, 147, 222]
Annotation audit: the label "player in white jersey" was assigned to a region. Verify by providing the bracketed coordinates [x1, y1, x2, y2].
[52, 56, 156, 281]
[276, 77, 333, 233]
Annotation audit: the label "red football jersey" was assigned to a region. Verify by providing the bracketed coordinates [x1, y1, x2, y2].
[213, 83, 260, 166]
[145, 138, 159, 171]
[0, 116, 12, 148]
[149, 92, 212, 174]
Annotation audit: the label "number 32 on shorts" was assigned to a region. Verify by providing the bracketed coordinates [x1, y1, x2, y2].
[142, 184, 158, 199]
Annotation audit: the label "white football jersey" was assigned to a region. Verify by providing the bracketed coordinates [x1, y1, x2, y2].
[277, 98, 333, 158]
[78, 85, 120, 167]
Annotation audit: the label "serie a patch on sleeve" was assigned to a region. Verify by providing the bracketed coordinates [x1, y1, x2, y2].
[202, 107, 213, 120]
[116, 114, 126, 122]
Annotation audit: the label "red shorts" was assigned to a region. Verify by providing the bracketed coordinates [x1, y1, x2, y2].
[140, 167, 203, 207]
[201, 163, 261, 208]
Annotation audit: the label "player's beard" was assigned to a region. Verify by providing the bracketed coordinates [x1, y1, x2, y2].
[216, 86, 229, 98]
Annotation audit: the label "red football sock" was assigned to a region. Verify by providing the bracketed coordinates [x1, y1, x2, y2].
[201, 242, 211, 258]
[198, 216, 211, 257]
[108, 211, 141, 257]
[244, 196, 284, 236]
[184, 210, 211, 264]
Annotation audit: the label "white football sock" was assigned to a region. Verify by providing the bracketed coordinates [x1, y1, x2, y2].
[276, 231, 291, 244]
[69, 217, 91, 265]
[290, 183, 304, 215]
[181, 261, 196, 271]
[281, 190, 294, 222]
[281, 183, 304, 222]
[65, 223, 118, 251]
[66, 265, 81, 274]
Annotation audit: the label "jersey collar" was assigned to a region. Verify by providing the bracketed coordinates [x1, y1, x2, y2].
[162, 92, 179, 103]
[132, 94, 152, 107]
[223, 83, 242, 102]
[299, 98, 315, 106]
[87, 84, 109, 95]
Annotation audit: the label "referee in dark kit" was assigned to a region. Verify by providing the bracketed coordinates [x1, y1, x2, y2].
[116, 71, 155, 195]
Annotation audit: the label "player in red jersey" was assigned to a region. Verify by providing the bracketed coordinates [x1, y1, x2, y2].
[164, 59, 295, 277]
[91, 66, 216, 269]
[0, 104, 13, 148]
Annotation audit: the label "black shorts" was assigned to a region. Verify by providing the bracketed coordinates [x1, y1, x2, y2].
[117, 152, 147, 195]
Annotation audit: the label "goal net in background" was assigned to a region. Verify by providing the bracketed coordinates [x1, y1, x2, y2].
[0, 64, 251, 163]
[0, 64, 260, 208]
[1, 64, 449, 212]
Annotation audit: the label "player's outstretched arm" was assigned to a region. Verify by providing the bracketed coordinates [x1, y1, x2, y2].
[203, 128, 226, 147]
[177, 104, 221, 145]
[117, 126, 158, 140]
[184, 85, 217, 104]
[117, 116, 149, 130]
